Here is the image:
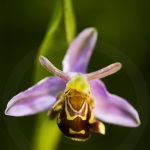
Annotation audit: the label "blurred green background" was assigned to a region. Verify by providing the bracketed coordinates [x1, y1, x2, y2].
[1, 0, 150, 150]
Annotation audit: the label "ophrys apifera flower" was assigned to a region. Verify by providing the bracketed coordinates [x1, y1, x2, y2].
[5, 28, 140, 141]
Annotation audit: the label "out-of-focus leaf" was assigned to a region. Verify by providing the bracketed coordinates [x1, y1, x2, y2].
[63, 0, 76, 44]
[39, 0, 63, 56]
[33, 113, 61, 150]
[35, 0, 64, 82]
[33, 1, 65, 150]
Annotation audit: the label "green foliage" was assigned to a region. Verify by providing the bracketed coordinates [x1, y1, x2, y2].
[63, 0, 76, 44]
[34, 0, 63, 82]
[33, 0, 76, 150]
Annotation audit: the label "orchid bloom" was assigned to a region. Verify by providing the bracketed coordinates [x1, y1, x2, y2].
[5, 28, 140, 141]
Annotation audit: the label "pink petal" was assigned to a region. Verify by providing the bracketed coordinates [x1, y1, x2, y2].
[62, 27, 97, 73]
[5, 76, 66, 116]
[90, 80, 140, 127]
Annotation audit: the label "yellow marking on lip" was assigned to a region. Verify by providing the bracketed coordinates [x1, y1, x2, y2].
[65, 100, 88, 120]
[69, 128, 85, 134]
[99, 122, 106, 135]
[57, 113, 61, 124]
[67, 98, 85, 113]
[89, 113, 95, 124]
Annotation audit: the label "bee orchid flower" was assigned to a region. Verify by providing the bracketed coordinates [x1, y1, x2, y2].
[5, 28, 140, 141]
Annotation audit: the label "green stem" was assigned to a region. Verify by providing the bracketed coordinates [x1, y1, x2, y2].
[33, 113, 61, 150]
[63, 0, 76, 44]
[33, 1, 63, 150]
[33, 0, 77, 150]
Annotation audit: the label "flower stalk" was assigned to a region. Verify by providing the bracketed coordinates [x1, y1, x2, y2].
[33, 0, 76, 150]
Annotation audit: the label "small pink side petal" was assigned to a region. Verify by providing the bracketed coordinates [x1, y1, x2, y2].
[5, 76, 66, 116]
[90, 80, 140, 127]
[62, 27, 97, 73]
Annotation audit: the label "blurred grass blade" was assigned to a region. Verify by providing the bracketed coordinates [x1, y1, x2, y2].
[39, 0, 63, 56]
[33, 113, 61, 150]
[35, 0, 63, 81]
[33, 0, 63, 150]
[63, 0, 76, 44]
[33, 0, 77, 150]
